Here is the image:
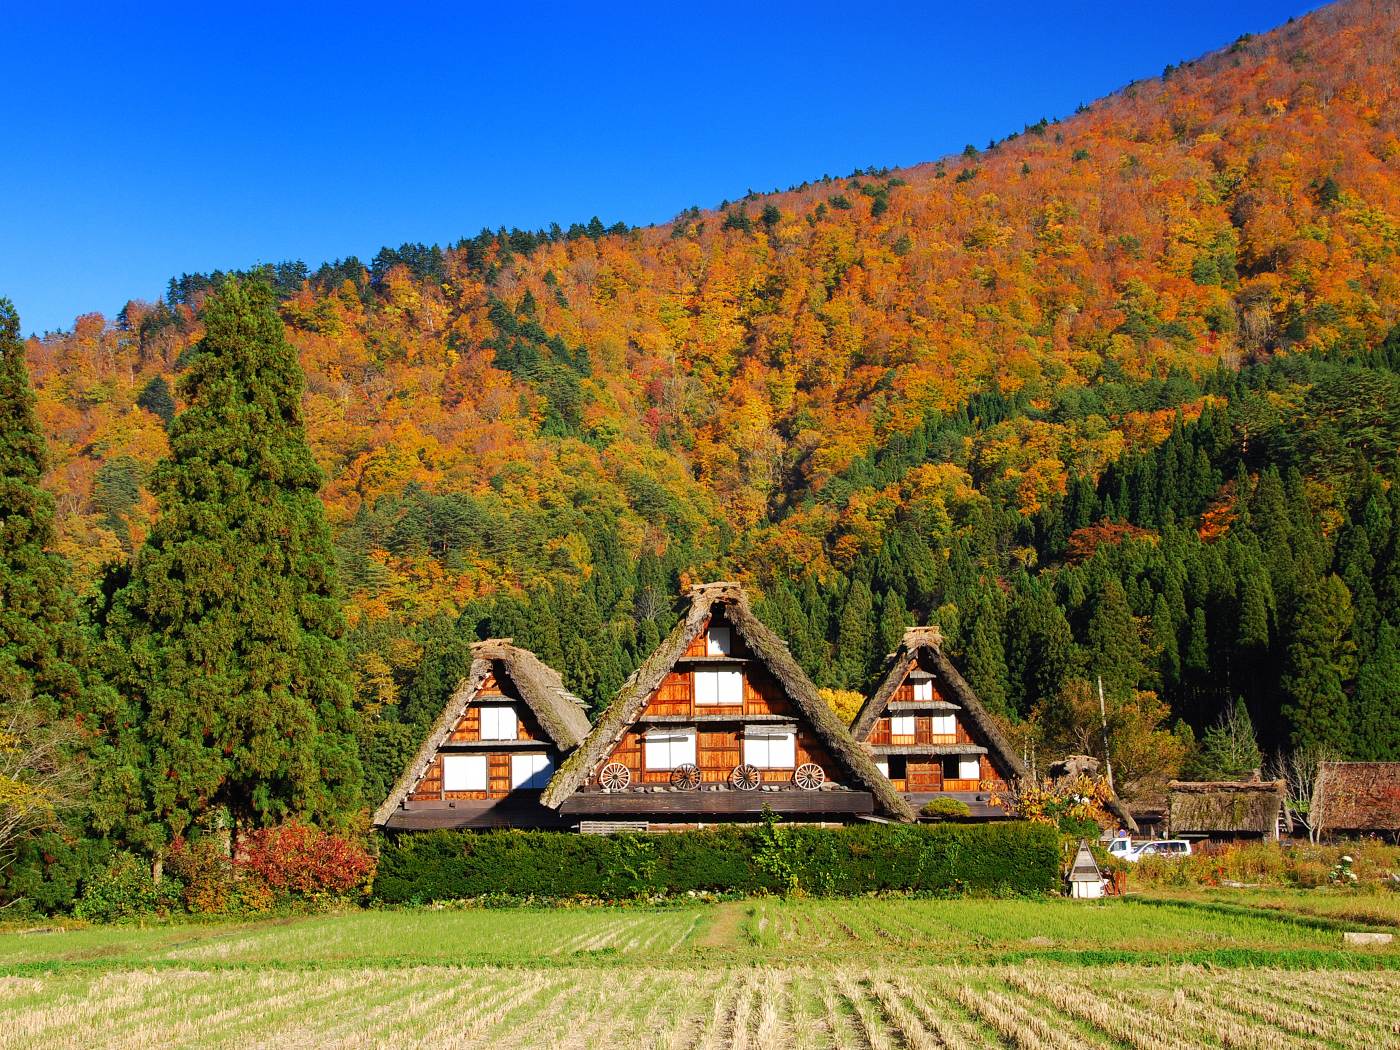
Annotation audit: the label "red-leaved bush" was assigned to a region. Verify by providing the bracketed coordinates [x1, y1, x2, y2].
[236, 821, 375, 899]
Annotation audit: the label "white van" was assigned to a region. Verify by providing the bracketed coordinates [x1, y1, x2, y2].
[1127, 839, 1193, 862]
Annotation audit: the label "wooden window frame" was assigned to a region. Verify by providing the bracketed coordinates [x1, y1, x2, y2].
[478, 705, 519, 741]
[742, 728, 796, 769]
[644, 728, 697, 770]
[442, 754, 488, 792]
[694, 669, 743, 706]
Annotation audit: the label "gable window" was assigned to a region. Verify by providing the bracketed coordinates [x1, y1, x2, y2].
[931, 714, 956, 737]
[743, 727, 796, 769]
[442, 754, 488, 792]
[479, 705, 519, 741]
[694, 669, 743, 706]
[911, 678, 934, 702]
[644, 729, 697, 770]
[705, 626, 732, 656]
[511, 753, 554, 790]
[889, 715, 916, 738]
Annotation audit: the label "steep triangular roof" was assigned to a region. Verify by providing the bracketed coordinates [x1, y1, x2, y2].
[373, 639, 591, 826]
[1313, 761, 1400, 832]
[541, 582, 915, 820]
[851, 626, 1029, 781]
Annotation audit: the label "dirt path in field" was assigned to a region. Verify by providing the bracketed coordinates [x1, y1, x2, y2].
[694, 902, 746, 950]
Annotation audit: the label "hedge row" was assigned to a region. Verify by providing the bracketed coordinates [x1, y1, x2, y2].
[372, 821, 1059, 902]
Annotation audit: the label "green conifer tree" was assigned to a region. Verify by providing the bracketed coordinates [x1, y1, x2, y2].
[1085, 577, 1145, 699]
[835, 577, 875, 689]
[1352, 621, 1400, 761]
[1280, 574, 1356, 756]
[0, 299, 83, 717]
[101, 280, 361, 844]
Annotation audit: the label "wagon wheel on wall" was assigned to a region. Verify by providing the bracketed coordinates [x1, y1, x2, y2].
[670, 763, 701, 790]
[599, 762, 631, 791]
[793, 763, 826, 791]
[730, 763, 761, 791]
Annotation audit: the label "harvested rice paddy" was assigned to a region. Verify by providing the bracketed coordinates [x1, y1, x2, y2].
[1, 893, 1396, 1048]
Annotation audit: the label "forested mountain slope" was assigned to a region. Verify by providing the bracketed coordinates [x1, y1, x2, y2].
[22, 0, 1400, 800]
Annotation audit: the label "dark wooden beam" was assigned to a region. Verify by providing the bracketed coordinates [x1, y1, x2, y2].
[560, 789, 874, 816]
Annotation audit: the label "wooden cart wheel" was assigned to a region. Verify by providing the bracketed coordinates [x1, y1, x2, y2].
[793, 763, 826, 790]
[730, 763, 762, 791]
[670, 763, 701, 790]
[599, 762, 631, 791]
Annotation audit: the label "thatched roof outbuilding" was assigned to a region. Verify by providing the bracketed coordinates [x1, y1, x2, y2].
[1313, 762, 1400, 836]
[373, 639, 591, 827]
[1167, 779, 1290, 840]
[541, 582, 916, 820]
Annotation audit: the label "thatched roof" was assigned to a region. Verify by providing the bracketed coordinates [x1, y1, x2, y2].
[850, 626, 1029, 782]
[372, 640, 591, 827]
[1313, 762, 1400, 833]
[1167, 779, 1290, 836]
[540, 582, 915, 820]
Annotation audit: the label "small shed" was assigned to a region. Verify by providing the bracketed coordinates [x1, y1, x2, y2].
[1312, 762, 1400, 841]
[1167, 779, 1290, 842]
[1067, 840, 1103, 899]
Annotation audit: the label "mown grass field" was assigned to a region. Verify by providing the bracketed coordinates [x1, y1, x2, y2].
[2, 892, 1397, 1048]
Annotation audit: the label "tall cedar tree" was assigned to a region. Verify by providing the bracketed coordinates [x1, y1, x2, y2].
[104, 280, 361, 844]
[0, 299, 82, 716]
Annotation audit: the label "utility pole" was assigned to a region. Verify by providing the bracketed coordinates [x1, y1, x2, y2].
[1097, 675, 1115, 792]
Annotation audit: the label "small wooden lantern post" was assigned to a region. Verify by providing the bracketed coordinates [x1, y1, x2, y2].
[1068, 839, 1104, 899]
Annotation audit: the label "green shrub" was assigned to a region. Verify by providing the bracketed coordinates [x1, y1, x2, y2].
[73, 852, 181, 922]
[920, 798, 971, 820]
[373, 821, 1058, 903]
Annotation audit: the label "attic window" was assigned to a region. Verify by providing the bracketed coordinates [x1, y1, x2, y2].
[644, 728, 697, 770]
[694, 669, 742, 706]
[442, 754, 487, 792]
[890, 715, 916, 737]
[743, 728, 796, 769]
[911, 678, 934, 702]
[705, 626, 732, 656]
[931, 714, 956, 737]
[479, 705, 519, 740]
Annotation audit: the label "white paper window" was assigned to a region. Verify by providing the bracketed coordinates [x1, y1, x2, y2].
[958, 757, 981, 781]
[912, 679, 934, 702]
[743, 730, 796, 769]
[478, 705, 518, 741]
[931, 714, 956, 736]
[644, 730, 696, 770]
[875, 759, 890, 777]
[511, 753, 554, 789]
[694, 669, 743, 705]
[890, 715, 916, 737]
[705, 626, 732, 656]
[442, 754, 487, 792]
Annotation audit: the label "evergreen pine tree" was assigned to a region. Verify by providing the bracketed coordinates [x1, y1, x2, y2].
[1352, 620, 1400, 761]
[963, 597, 1009, 716]
[875, 588, 908, 661]
[1085, 577, 1145, 699]
[0, 299, 83, 717]
[835, 577, 875, 689]
[136, 375, 176, 427]
[1280, 574, 1356, 756]
[101, 279, 361, 844]
[1186, 697, 1262, 779]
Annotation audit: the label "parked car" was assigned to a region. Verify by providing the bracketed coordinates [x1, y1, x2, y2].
[1126, 839, 1192, 862]
[1105, 837, 1136, 859]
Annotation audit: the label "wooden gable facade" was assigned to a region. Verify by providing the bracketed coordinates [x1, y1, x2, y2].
[851, 627, 1028, 818]
[541, 583, 915, 829]
[373, 640, 592, 831]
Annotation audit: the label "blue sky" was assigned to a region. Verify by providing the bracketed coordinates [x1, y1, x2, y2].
[5, 1, 1318, 335]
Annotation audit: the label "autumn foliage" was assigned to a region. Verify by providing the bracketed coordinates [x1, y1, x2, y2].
[237, 821, 375, 900]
